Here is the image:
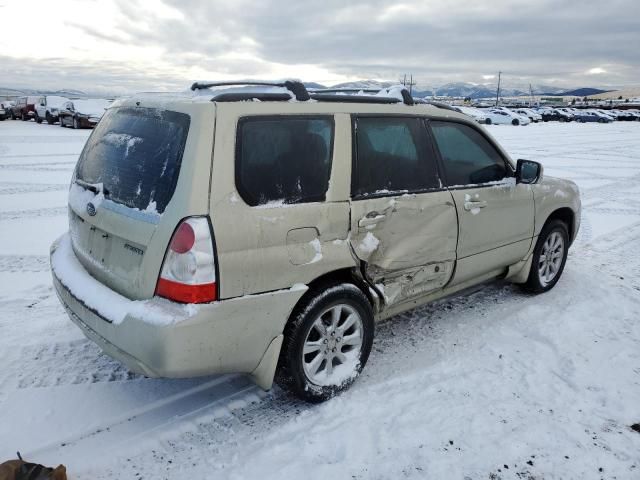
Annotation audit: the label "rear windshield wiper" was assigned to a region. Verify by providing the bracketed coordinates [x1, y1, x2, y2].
[75, 178, 110, 197]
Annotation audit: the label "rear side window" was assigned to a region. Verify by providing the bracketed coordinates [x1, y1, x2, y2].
[352, 116, 439, 197]
[75, 107, 190, 214]
[430, 121, 508, 186]
[236, 116, 333, 206]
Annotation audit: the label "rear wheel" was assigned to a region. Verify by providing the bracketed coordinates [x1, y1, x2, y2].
[276, 283, 374, 402]
[485, 118, 492, 125]
[522, 220, 569, 293]
[512, 118, 520, 126]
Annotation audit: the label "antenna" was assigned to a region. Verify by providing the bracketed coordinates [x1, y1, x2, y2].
[399, 74, 417, 94]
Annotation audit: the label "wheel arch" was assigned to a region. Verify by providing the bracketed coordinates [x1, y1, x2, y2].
[543, 207, 575, 243]
[299, 267, 379, 313]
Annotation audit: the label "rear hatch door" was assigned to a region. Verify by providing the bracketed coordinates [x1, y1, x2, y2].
[68, 105, 200, 300]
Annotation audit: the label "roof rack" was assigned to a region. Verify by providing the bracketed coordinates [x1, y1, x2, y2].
[190, 80, 310, 101]
[189, 81, 417, 105]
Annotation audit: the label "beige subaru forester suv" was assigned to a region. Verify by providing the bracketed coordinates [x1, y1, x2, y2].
[50, 81, 581, 402]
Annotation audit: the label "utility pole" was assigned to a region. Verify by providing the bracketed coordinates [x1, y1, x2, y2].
[495, 71, 502, 107]
[529, 83, 534, 107]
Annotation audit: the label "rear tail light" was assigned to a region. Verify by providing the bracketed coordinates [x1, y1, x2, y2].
[155, 217, 217, 303]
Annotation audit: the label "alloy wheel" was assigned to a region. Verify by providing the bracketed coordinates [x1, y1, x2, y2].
[538, 231, 565, 287]
[302, 303, 364, 387]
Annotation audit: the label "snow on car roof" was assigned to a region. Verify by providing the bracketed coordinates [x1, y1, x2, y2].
[73, 98, 112, 116]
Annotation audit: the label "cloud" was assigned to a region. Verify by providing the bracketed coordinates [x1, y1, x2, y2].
[1, 0, 639, 92]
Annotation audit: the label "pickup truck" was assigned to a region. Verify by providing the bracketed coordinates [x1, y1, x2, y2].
[35, 95, 70, 124]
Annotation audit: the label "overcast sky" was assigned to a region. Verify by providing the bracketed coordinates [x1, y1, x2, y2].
[1, 0, 638, 93]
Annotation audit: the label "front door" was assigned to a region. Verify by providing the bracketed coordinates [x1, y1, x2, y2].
[429, 120, 534, 285]
[349, 116, 458, 307]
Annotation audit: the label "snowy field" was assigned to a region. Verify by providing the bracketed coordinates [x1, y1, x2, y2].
[1, 120, 639, 479]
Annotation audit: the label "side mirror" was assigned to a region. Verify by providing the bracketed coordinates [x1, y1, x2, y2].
[516, 159, 543, 184]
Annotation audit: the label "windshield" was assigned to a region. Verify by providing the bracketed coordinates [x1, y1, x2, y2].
[75, 107, 190, 214]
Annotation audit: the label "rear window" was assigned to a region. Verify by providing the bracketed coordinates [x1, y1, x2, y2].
[75, 107, 190, 214]
[236, 116, 333, 206]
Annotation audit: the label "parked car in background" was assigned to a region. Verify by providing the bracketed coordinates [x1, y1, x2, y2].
[612, 110, 640, 121]
[594, 109, 616, 121]
[0, 100, 11, 120]
[487, 107, 531, 125]
[10, 96, 38, 120]
[59, 99, 111, 128]
[35, 95, 70, 124]
[574, 110, 614, 123]
[514, 108, 542, 123]
[453, 106, 489, 124]
[539, 109, 573, 122]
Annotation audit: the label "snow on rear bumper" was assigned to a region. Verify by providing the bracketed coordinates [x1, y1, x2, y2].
[50, 233, 307, 380]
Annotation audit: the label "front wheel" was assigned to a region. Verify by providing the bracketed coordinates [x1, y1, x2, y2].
[276, 283, 374, 402]
[46, 112, 54, 125]
[484, 118, 492, 125]
[35, 114, 42, 124]
[523, 220, 569, 293]
[512, 118, 520, 126]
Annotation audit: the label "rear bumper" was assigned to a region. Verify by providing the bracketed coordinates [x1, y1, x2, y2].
[50, 233, 306, 384]
[78, 117, 99, 128]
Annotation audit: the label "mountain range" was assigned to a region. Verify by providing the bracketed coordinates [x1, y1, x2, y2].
[1, 83, 611, 100]
[307, 81, 610, 99]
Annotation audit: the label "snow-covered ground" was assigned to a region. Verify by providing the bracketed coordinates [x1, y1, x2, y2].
[1, 120, 639, 479]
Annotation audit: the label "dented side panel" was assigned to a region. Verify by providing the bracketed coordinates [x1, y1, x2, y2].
[349, 191, 458, 306]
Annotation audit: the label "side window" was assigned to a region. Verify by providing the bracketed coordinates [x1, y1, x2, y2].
[236, 116, 333, 206]
[352, 116, 439, 197]
[430, 121, 509, 186]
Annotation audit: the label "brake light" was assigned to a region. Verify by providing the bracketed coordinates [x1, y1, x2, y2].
[156, 217, 217, 303]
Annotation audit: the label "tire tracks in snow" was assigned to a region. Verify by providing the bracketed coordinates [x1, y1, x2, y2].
[0, 206, 67, 221]
[0, 254, 50, 272]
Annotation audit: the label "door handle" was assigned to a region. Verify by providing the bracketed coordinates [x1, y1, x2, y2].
[464, 200, 487, 211]
[358, 213, 386, 227]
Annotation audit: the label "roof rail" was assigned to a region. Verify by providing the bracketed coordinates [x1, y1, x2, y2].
[414, 99, 458, 112]
[309, 88, 381, 94]
[309, 93, 401, 104]
[190, 80, 310, 101]
[310, 86, 415, 106]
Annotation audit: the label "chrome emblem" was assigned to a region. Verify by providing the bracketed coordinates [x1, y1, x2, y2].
[86, 202, 97, 216]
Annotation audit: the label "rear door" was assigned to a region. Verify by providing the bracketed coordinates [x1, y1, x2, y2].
[429, 120, 534, 285]
[349, 116, 458, 306]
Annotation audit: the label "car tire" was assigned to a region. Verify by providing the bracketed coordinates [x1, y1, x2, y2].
[512, 119, 519, 126]
[522, 219, 569, 294]
[21, 112, 28, 121]
[598, 118, 605, 123]
[46, 112, 54, 125]
[36, 114, 42, 124]
[73, 117, 78, 129]
[485, 118, 492, 125]
[276, 282, 374, 403]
